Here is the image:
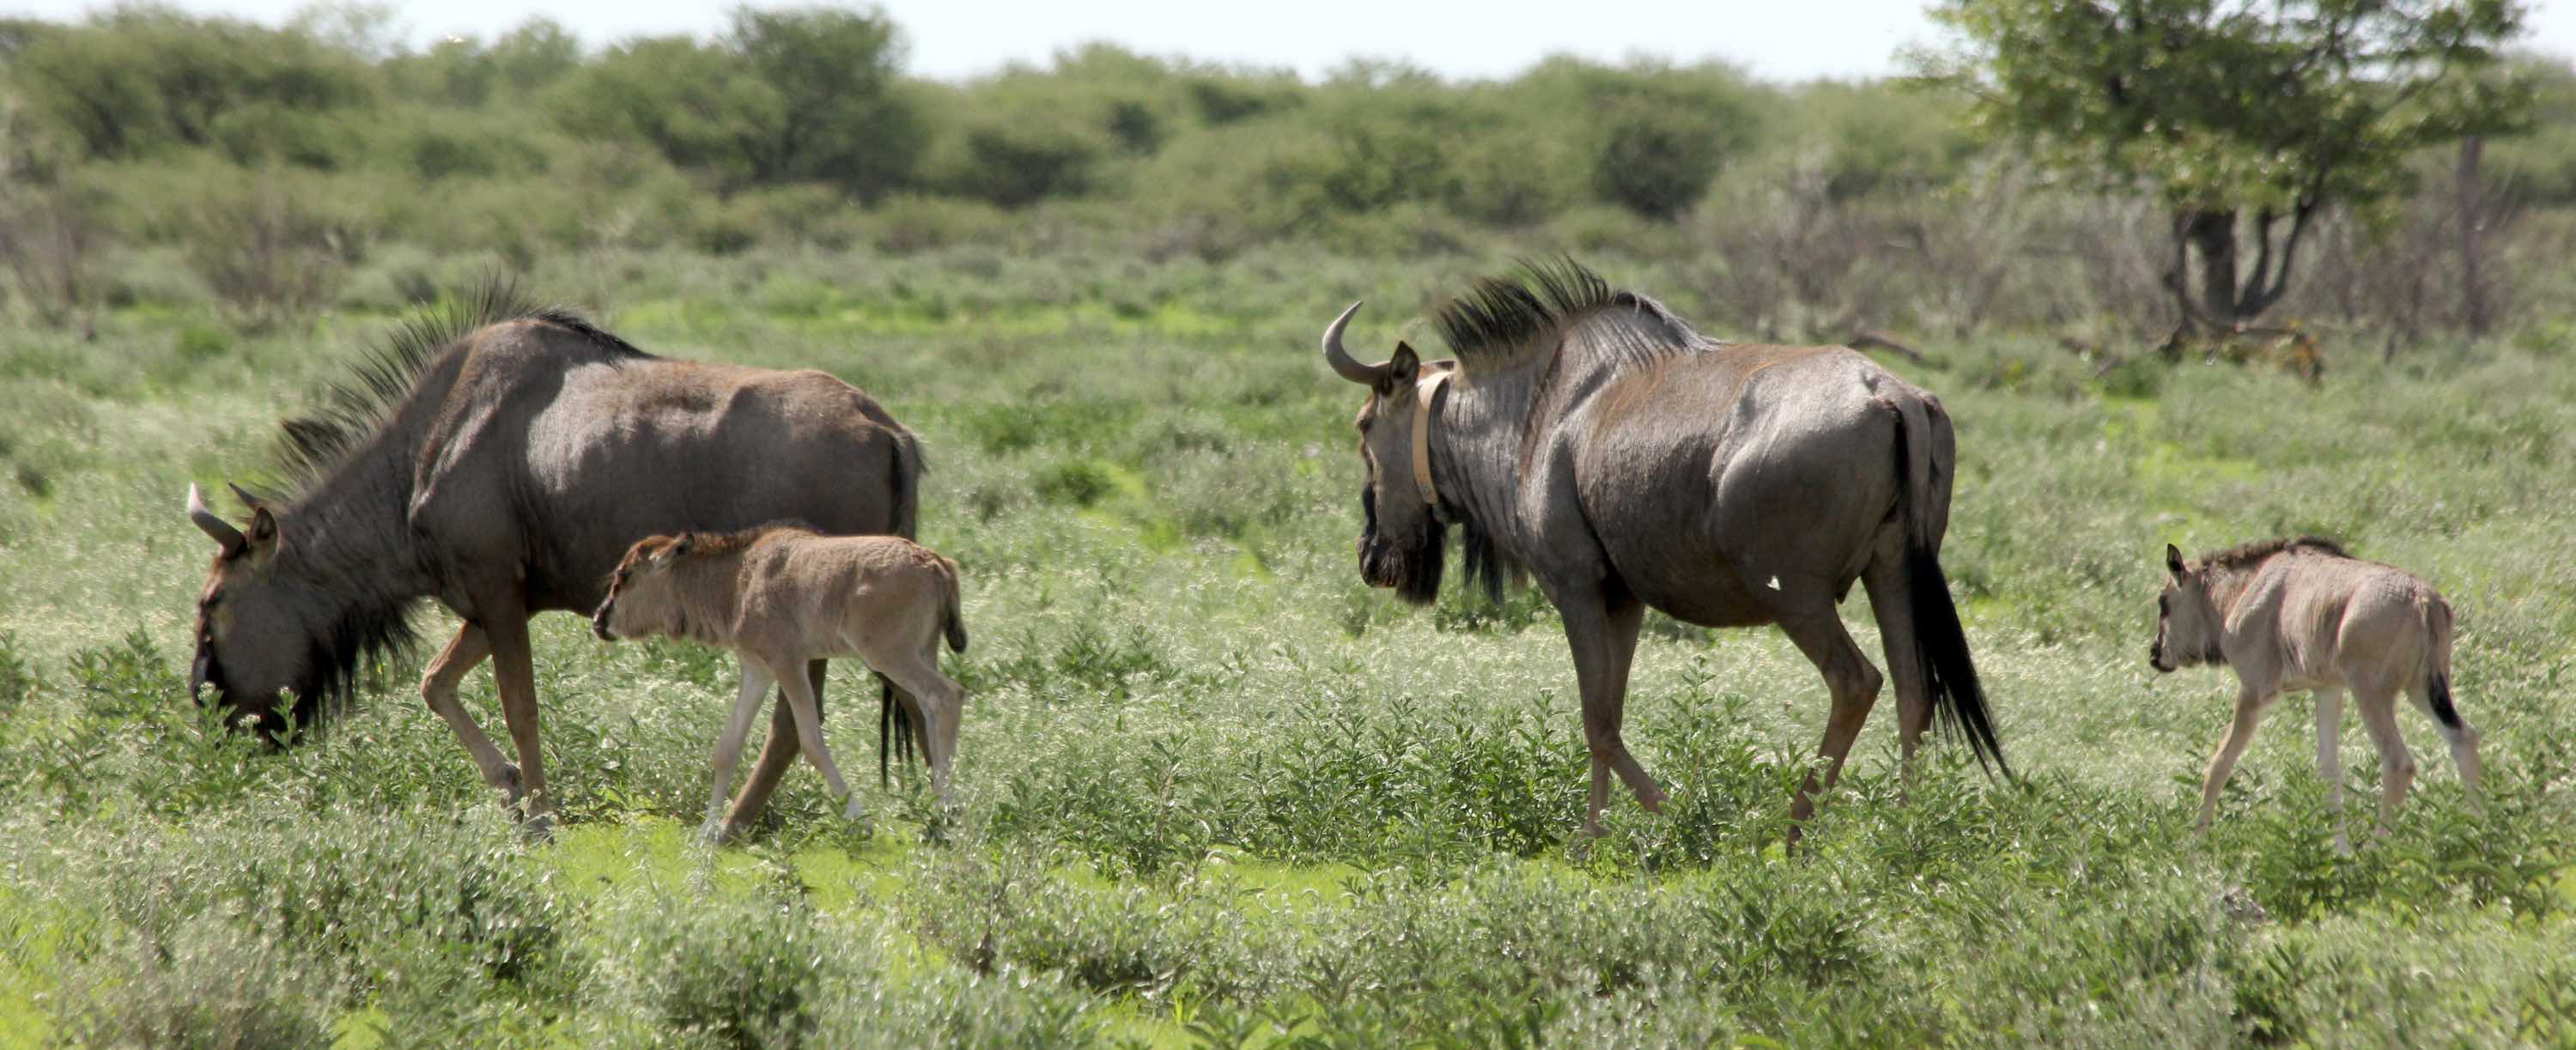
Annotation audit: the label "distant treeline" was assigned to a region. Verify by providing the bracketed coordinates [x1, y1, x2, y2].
[3, 6, 2575, 341]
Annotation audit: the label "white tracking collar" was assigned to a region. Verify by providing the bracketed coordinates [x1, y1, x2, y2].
[1411, 366, 1455, 509]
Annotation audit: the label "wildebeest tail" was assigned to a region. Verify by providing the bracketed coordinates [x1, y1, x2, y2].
[877, 673, 915, 787]
[1888, 398, 2009, 779]
[877, 425, 926, 784]
[2421, 593, 2464, 730]
[888, 425, 924, 540]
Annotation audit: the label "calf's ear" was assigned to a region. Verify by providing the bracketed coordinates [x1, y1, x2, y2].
[2165, 543, 2186, 578]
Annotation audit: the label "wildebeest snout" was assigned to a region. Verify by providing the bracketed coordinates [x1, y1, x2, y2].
[590, 598, 617, 641]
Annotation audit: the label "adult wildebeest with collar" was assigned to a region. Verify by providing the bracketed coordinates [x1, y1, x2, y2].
[1321, 263, 2006, 837]
[182, 285, 921, 836]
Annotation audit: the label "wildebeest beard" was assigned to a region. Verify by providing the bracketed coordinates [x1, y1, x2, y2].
[1358, 487, 1446, 605]
[192, 596, 416, 745]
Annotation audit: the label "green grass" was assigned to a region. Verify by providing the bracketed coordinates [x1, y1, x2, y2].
[0, 249, 2572, 1045]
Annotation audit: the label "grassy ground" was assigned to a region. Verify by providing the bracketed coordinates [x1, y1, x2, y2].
[1, 248, 2572, 1046]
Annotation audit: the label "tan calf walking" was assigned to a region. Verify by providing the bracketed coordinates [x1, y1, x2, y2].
[2151, 537, 2480, 854]
[592, 524, 969, 842]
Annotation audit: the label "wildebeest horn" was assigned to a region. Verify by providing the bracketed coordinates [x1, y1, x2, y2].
[186, 483, 245, 555]
[1321, 301, 1389, 385]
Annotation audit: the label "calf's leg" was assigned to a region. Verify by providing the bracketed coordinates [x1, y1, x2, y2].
[2197, 686, 2272, 837]
[2354, 683, 2416, 838]
[2312, 688, 2350, 855]
[702, 660, 775, 844]
[2405, 677, 2482, 814]
[876, 648, 969, 806]
[772, 654, 865, 823]
[720, 659, 827, 841]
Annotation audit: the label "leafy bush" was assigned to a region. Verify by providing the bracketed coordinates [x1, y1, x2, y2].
[590, 889, 837, 1047]
[177, 167, 363, 330]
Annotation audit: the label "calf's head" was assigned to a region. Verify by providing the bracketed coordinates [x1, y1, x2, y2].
[2149, 543, 2225, 672]
[592, 533, 696, 641]
[1321, 301, 1446, 605]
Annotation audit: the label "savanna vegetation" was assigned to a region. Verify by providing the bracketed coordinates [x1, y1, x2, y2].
[1, 3, 2573, 1047]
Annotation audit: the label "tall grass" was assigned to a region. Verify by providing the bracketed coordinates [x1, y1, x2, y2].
[0, 253, 2568, 1043]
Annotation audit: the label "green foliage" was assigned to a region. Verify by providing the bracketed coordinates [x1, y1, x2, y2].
[7, 9, 375, 164]
[1923, 0, 2526, 213]
[554, 8, 924, 200]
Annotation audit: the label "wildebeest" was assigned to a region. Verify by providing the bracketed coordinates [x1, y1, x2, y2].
[182, 285, 920, 835]
[2152, 538, 2480, 853]
[1321, 262, 2005, 837]
[591, 524, 970, 842]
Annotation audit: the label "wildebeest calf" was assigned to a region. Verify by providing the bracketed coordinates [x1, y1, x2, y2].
[592, 524, 969, 842]
[2152, 537, 2480, 854]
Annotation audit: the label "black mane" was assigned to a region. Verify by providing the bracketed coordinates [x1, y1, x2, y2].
[2198, 536, 2350, 570]
[272, 279, 646, 496]
[259, 281, 647, 731]
[1433, 258, 1698, 369]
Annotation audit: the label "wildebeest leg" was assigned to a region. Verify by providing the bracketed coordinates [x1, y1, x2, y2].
[720, 659, 826, 841]
[483, 605, 553, 835]
[702, 659, 776, 845]
[419, 622, 520, 802]
[1562, 594, 1657, 838]
[2354, 683, 2415, 839]
[1779, 606, 1886, 828]
[773, 654, 865, 824]
[2403, 678, 2482, 814]
[1859, 534, 1932, 776]
[2196, 686, 2272, 837]
[2313, 687, 2351, 855]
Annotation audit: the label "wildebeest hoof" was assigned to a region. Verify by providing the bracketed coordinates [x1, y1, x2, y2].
[1635, 788, 1668, 814]
[697, 819, 732, 847]
[519, 812, 555, 843]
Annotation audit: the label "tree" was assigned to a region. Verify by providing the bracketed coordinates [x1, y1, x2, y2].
[6, 9, 374, 164]
[1918, 0, 2529, 333]
[554, 7, 924, 201]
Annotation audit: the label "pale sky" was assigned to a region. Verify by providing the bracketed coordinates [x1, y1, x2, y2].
[5, 0, 2573, 82]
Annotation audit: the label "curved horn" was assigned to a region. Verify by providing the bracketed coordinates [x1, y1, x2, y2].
[1321, 300, 1389, 385]
[187, 483, 246, 555]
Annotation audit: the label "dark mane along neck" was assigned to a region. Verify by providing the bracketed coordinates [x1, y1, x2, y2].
[1433, 258, 1703, 375]
[258, 282, 651, 725]
[272, 280, 643, 495]
[2198, 536, 2350, 573]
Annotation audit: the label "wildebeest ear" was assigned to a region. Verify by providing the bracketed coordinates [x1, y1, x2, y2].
[2165, 543, 2186, 577]
[1380, 342, 1420, 395]
[247, 505, 277, 544]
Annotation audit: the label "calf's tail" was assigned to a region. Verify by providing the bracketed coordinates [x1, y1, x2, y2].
[2421, 594, 2464, 731]
[1889, 397, 2009, 780]
[939, 556, 969, 653]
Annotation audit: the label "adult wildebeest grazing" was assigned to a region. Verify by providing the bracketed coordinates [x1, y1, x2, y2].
[182, 285, 921, 838]
[591, 525, 970, 842]
[1321, 262, 2006, 837]
[2152, 538, 2481, 854]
